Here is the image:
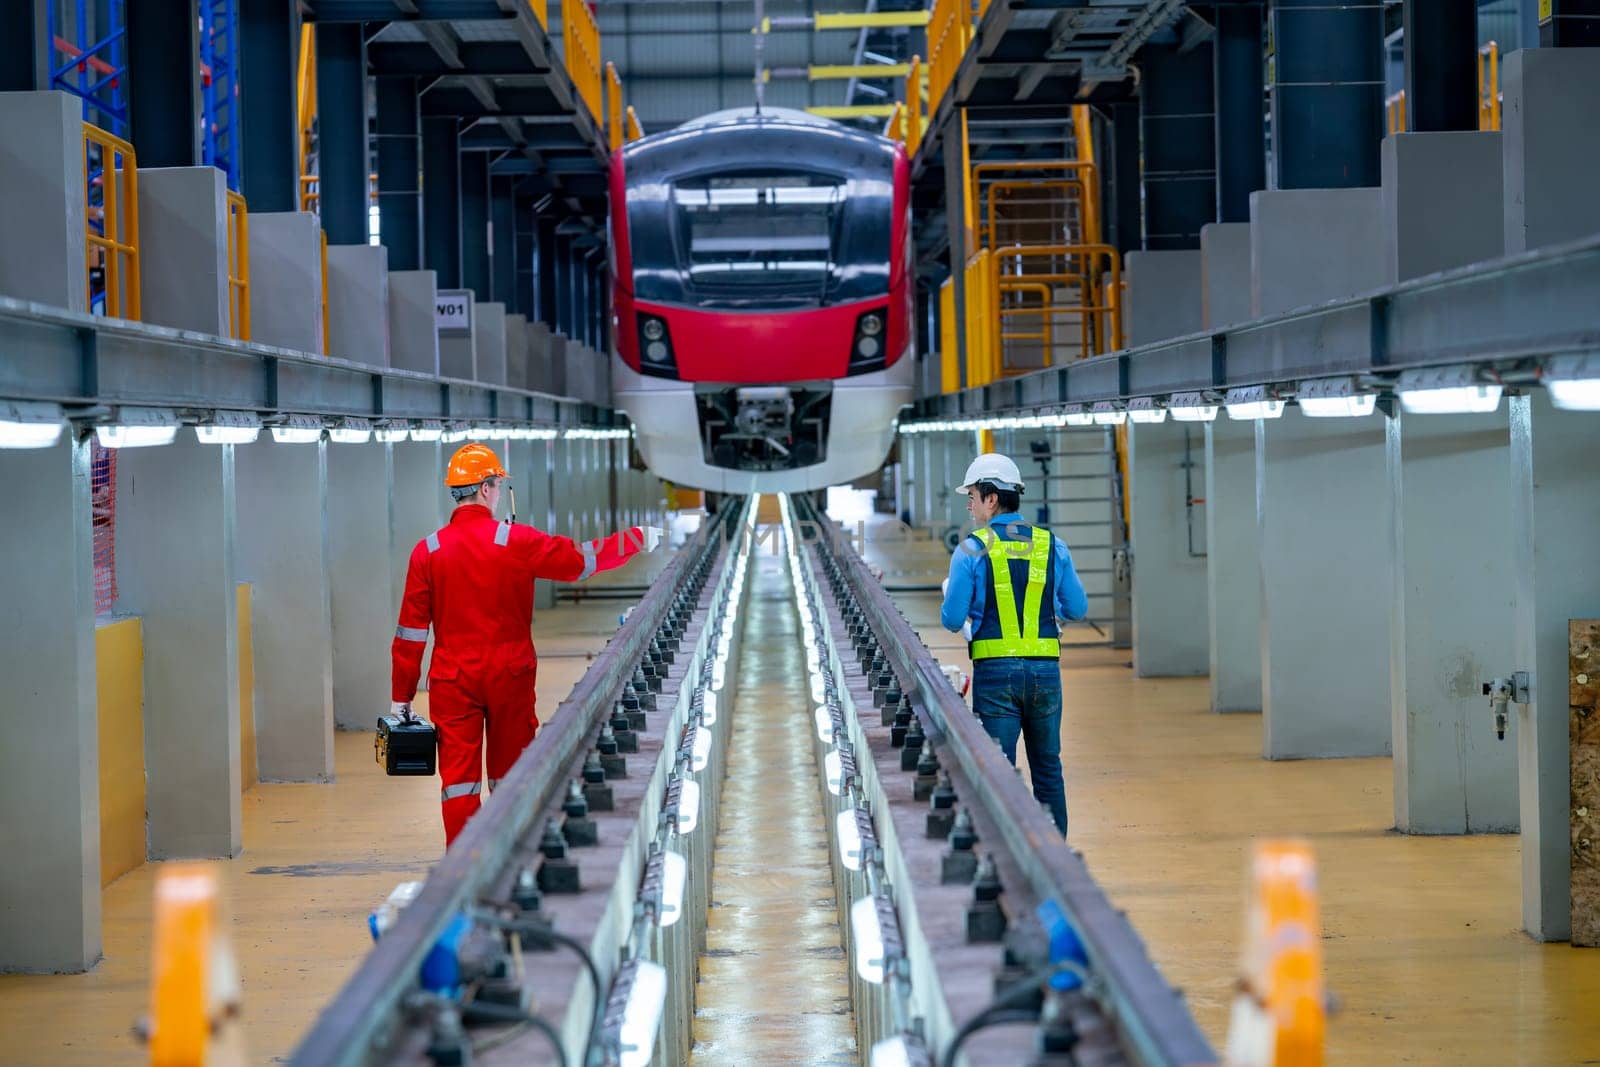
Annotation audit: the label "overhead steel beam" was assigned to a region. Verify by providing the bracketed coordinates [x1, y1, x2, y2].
[368, 40, 549, 77]
[421, 84, 563, 117]
[304, 1, 509, 20]
[905, 232, 1600, 420]
[0, 298, 608, 426]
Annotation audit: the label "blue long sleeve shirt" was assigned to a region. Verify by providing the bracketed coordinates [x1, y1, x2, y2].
[940, 513, 1089, 635]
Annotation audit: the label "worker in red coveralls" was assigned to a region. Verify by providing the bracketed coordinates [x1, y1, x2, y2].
[391, 443, 662, 845]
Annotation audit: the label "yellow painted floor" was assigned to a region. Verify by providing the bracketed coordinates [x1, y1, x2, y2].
[0, 567, 657, 1067]
[12, 517, 1600, 1066]
[874, 527, 1600, 1066]
[690, 551, 856, 1065]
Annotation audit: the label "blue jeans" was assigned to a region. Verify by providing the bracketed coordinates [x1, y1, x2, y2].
[972, 657, 1067, 835]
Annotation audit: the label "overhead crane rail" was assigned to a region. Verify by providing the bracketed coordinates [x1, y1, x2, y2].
[288, 493, 1213, 1066]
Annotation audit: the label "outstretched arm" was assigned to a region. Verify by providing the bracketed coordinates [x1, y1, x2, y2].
[519, 525, 663, 582]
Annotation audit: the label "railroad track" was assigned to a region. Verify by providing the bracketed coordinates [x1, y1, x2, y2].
[290, 495, 1214, 1067]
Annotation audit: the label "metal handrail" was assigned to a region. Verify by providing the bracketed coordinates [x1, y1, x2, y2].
[82, 122, 140, 320]
[290, 518, 721, 1066]
[992, 241, 1124, 354]
[225, 190, 250, 341]
[625, 106, 643, 142]
[528, 0, 549, 30]
[800, 502, 1215, 1067]
[984, 178, 1091, 253]
[971, 159, 1100, 256]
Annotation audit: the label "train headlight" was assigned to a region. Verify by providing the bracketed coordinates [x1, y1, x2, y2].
[635, 314, 678, 379]
[848, 308, 890, 375]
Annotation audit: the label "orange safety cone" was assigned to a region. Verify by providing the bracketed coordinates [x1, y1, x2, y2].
[1224, 839, 1326, 1067]
[143, 864, 246, 1067]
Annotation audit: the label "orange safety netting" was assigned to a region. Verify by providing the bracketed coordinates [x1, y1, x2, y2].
[92, 439, 117, 614]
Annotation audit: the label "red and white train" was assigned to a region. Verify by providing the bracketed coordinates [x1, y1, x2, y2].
[609, 107, 915, 494]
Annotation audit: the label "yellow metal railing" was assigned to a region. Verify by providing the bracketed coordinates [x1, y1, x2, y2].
[297, 23, 317, 180]
[1479, 41, 1500, 131]
[528, 0, 549, 30]
[225, 190, 250, 341]
[992, 243, 1124, 357]
[563, 0, 603, 123]
[606, 62, 625, 152]
[964, 250, 999, 386]
[940, 278, 959, 393]
[906, 55, 924, 157]
[927, 0, 970, 119]
[83, 122, 141, 320]
[1386, 43, 1501, 134]
[972, 159, 1101, 248]
[626, 106, 643, 142]
[887, 102, 907, 145]
[1386, 90, 1407, 134]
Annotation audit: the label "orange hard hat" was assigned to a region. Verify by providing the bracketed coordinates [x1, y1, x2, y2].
[445, 443, 508, 488]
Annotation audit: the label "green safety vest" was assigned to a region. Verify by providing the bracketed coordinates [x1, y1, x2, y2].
[969, 526, 1061, 660]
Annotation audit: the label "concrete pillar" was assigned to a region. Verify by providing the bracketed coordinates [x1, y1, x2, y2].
[439, 290, 477, 381]
[0, 435, 100, 972]
[1205, 418, 1260, 712]
[474, 302, 507, 385]
[1250, 189, 1383, 317]
[250, 212, 324, 353]
[1200, 222, 1252, 329]
[1502, 48, 1600, 255]
[327, 442, 393, 730]
[1199, 223, 1260, 710]
[1256, 409, 1390, 759]
[1124, 251, 1203, 344]
[389, 439, 443, 689]
[389, 439, 443, 617]
[327, 244, 391, 366]
[234, 438, 335, 782]
[1381, 133, 1504, 285]
[528, 437, 557, 610]
[138, 167, 229, 335]
[1128, 420, 1209, 676]
[115, 435, 242, 857]
[0, 91, 87, 312]
[389, 270, 439, 376]
[1385, 411, 1516, 833]
[506, 313, 529, 389]
[1509, 391, 1600, 941]
[1122, 251, 1207, 675]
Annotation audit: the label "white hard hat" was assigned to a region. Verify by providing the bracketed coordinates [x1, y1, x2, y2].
[956, 453, 1025, 495]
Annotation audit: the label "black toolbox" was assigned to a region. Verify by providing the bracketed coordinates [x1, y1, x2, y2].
[376, 709, 437, 776]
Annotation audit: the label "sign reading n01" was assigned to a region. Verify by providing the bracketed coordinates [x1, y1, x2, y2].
[436, 291, 473, 336]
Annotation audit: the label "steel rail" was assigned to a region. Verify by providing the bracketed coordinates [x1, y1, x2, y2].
[289, 518, 720, 1066]
[798, 500, 1215, 1067]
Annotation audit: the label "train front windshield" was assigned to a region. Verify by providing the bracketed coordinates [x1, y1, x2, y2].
[625, 126, 895, 311]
